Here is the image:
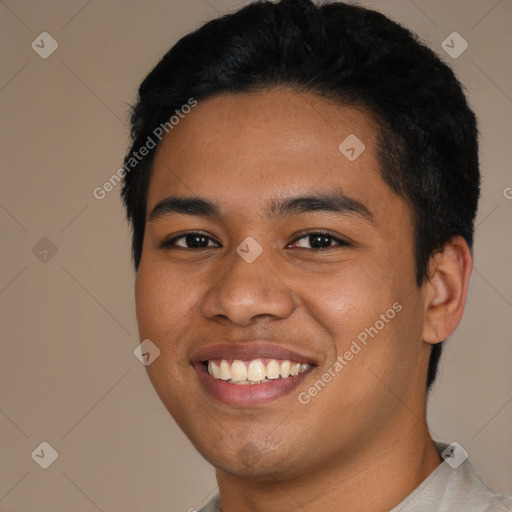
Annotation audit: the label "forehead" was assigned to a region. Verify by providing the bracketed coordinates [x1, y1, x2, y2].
[147, 89, 400, 223]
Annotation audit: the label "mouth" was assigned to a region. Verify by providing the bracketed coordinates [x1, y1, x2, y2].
[191, 343, 317, 406]
[205, 358, 312, 384]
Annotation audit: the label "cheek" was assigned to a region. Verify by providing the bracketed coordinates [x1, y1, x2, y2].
[134, 261, 201, 340]
[298, 262, 421, 392]
[297, 264, 397, 342]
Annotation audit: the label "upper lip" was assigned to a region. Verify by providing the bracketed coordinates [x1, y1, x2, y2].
[191, 342, 318, 365]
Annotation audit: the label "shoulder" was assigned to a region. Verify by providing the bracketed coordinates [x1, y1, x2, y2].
[391, 441, 512, 511]
[460, 459, 512, 511]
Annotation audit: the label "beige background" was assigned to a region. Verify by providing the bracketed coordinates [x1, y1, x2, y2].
[1, 0, 511, 510]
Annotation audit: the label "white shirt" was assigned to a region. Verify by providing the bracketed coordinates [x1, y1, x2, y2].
[198, 441, 512, 511]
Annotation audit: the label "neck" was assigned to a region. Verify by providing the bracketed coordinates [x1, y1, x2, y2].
[215, 427, 441, 512]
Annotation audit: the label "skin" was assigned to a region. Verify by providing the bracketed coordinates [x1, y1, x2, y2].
[134, 88, 473, 512]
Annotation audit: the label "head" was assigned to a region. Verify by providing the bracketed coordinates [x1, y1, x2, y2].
[121, 0, 478, 478]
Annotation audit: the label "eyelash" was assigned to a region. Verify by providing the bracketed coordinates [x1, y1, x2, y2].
[159, 230, 351, 250]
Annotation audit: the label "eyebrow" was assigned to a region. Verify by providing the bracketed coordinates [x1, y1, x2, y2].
[149, 189, 373, 223]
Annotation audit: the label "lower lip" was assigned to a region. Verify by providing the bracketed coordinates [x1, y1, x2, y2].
[194, 363, 313, 406]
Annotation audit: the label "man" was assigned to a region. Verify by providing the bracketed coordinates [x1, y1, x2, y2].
[121, 0, 512, 510]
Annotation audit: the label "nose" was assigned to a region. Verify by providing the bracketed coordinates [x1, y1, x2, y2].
[199, 247, 297, 327]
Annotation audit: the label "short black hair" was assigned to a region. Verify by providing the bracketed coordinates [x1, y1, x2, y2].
[121, 0, 480, 390]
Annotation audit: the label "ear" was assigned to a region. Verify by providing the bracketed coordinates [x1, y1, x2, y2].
[422, 236, 473, 344]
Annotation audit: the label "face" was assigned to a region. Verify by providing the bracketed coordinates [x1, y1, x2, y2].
[135, 89, 431, 479]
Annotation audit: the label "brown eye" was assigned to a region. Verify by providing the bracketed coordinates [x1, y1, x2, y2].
[289, 232, 351, 250]
[160, 232, 220, 249]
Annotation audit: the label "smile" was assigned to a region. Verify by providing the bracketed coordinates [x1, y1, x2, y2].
[206, 358, 312, 384]
[192, 342, 317, 406]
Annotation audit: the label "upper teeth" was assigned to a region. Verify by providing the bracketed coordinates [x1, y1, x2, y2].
[207, 359, 311, 384]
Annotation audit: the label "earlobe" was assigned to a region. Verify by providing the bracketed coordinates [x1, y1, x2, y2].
[422, 236, 473, 345]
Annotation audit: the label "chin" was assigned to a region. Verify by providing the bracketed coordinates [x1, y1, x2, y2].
[195, 437, 307, 480]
